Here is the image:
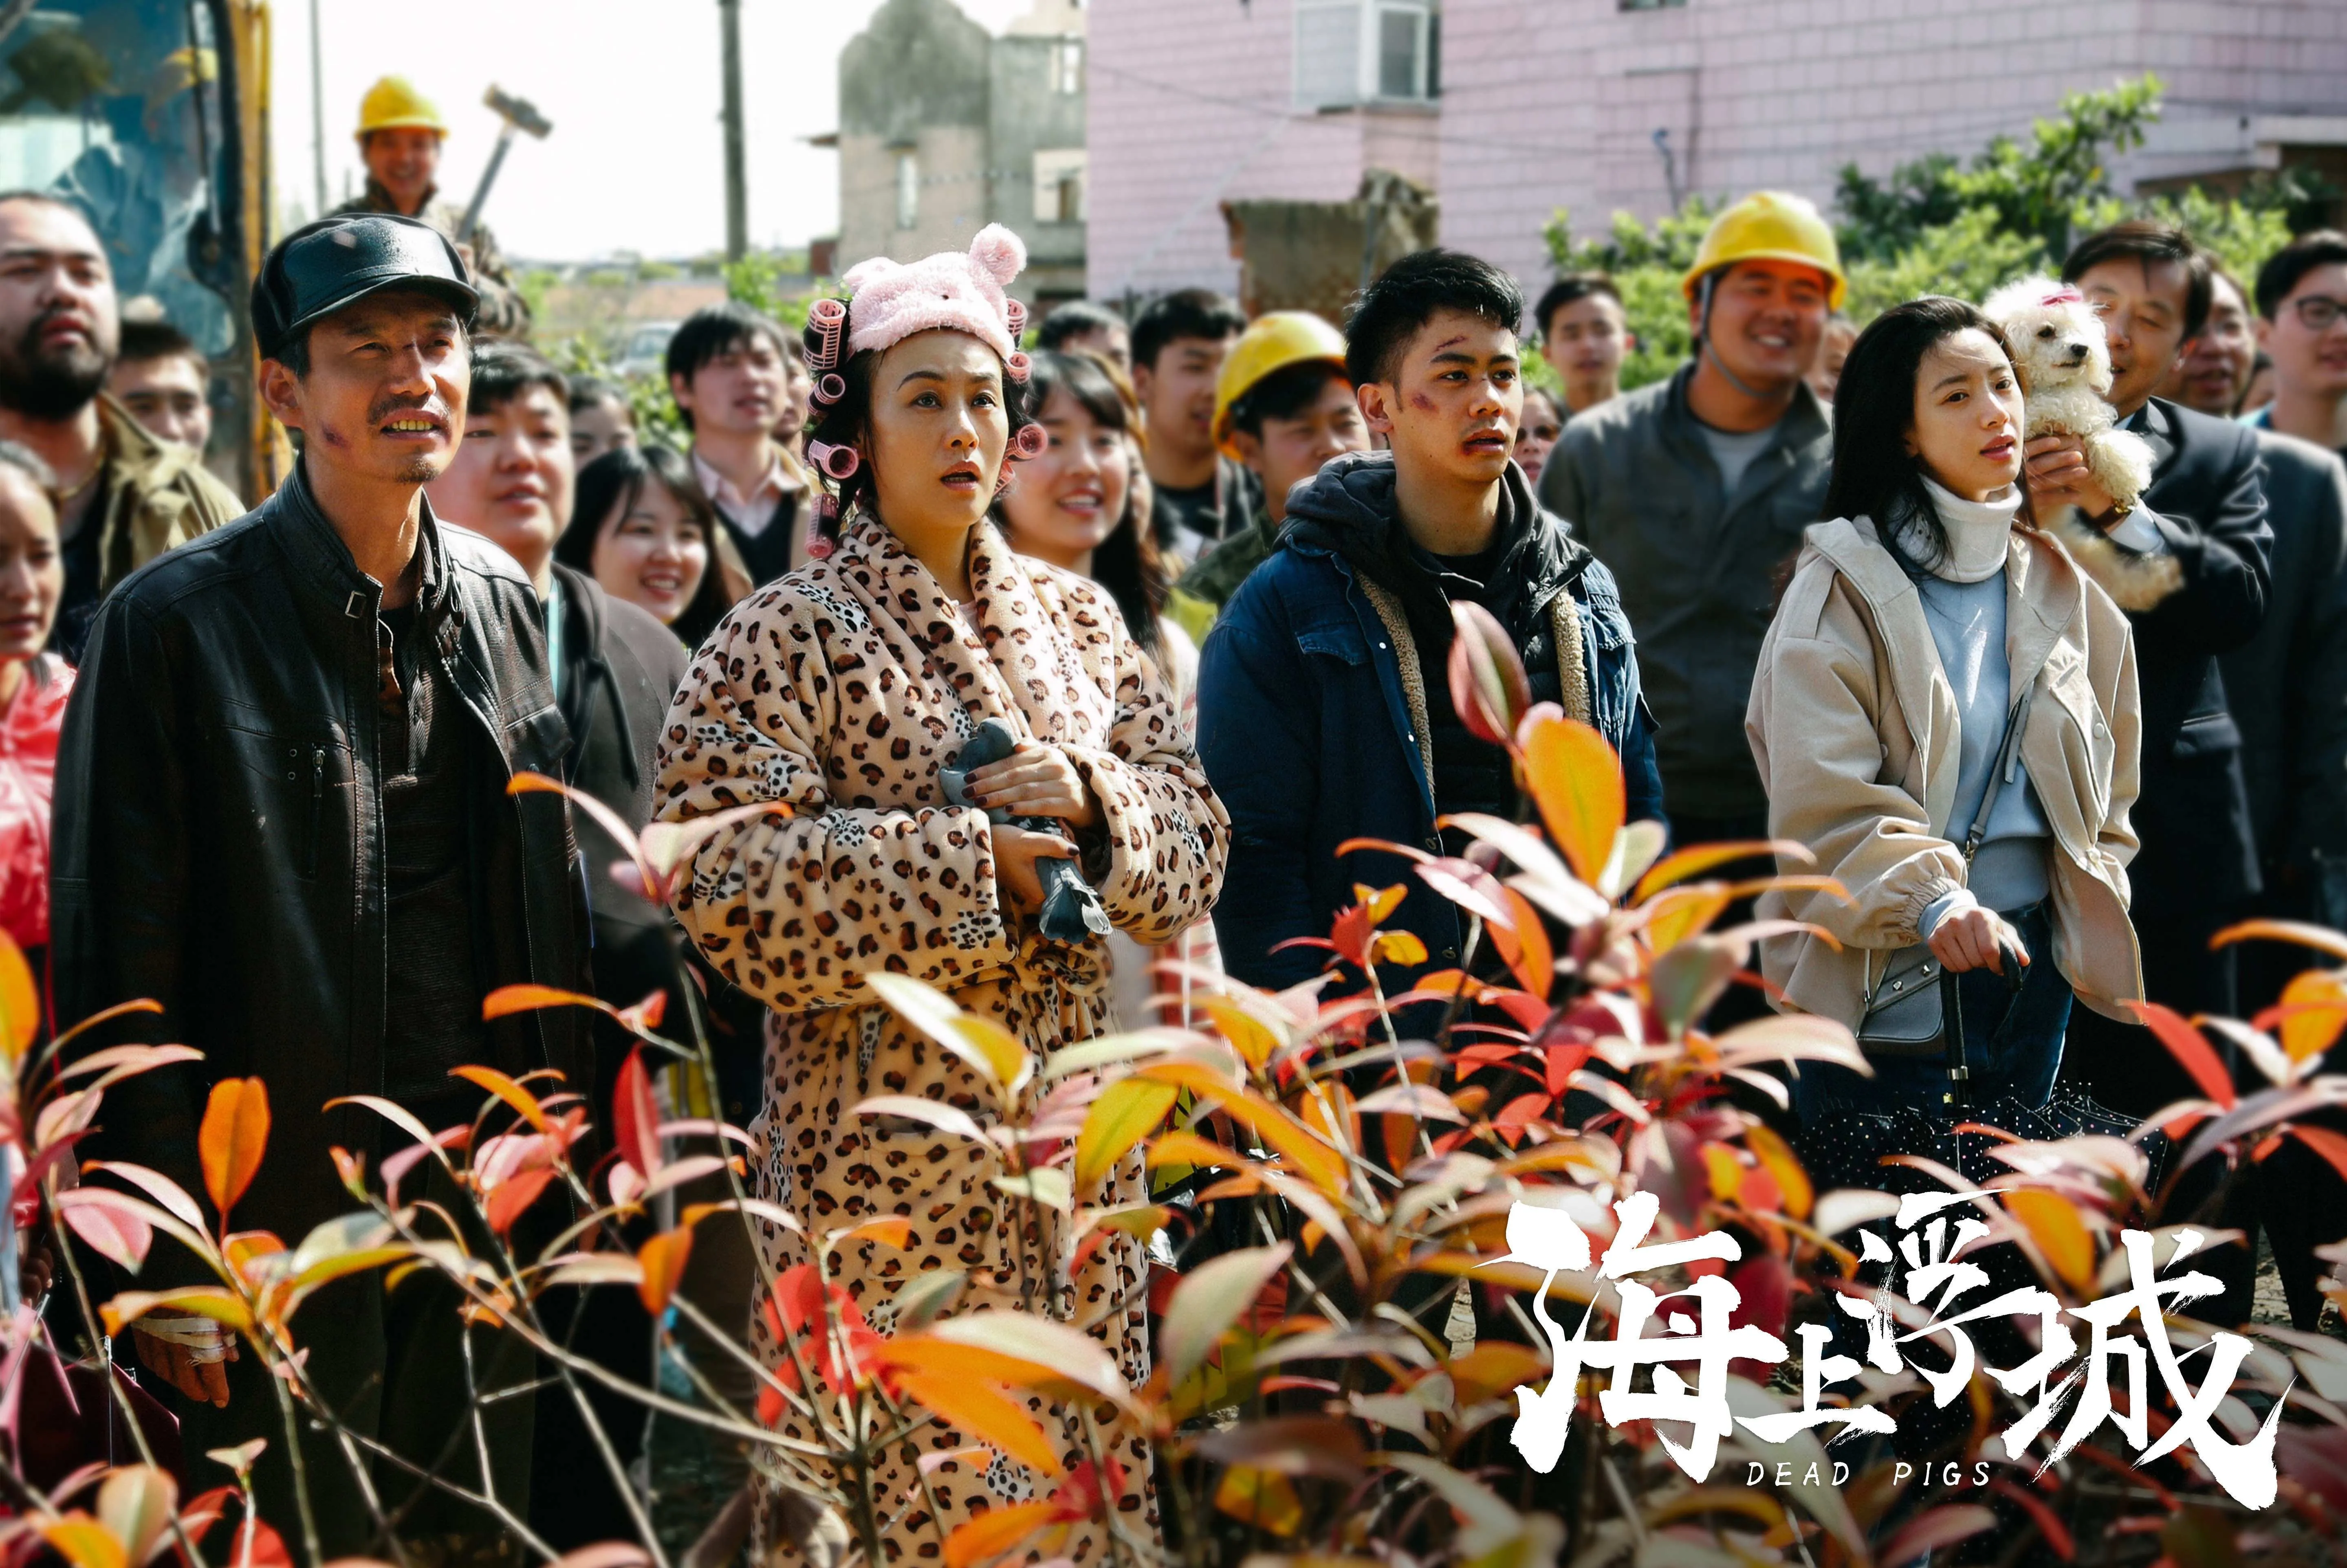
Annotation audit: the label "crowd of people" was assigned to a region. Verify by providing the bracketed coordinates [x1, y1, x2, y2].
[8, 64, 2347, 1564]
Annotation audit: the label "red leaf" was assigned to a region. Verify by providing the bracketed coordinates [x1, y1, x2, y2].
[1990, 1479, 2076, 1561]
[612, 1048, 660, 1180]
[2128, 1002, 2237, 1109]
[484, 1166, 556, 1235]
[2290, 1123, 2347, 1185]
[1878, 1505, 1996, 1566]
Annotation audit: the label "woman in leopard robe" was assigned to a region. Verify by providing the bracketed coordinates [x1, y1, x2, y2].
[655, 226, 1226, 1561]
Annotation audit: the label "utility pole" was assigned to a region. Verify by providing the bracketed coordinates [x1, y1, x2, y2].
[308, 0, 328, 218]
[720, 0, 748, 260]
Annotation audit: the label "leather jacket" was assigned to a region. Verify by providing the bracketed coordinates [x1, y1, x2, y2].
[53, 460, 588, 1260]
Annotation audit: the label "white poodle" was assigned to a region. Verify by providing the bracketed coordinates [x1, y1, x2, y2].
[1981, 275, 2176, 608]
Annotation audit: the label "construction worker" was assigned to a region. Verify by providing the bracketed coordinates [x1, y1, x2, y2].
[1538, 190, 1840, 855]
[334, 76, 530, 337]
[1168, 311, 1368, 639]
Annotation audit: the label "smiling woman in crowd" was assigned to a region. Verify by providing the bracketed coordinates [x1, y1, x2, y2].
[1747, 295, 2143, 1125]
[995, 346, 1221, 1029]
[654, 226, 1224, 1559]
[558, 442, 734, 650]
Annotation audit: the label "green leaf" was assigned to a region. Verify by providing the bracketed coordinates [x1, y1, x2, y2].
[1160, 1242, 1291, 1389]
[1072, 1077, 1178, 1192]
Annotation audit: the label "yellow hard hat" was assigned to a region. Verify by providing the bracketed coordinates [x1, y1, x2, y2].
[356, 76, 447, 141]
[1681, 191, 1847, 312]
[1213, 311, 1350, 455]
[148, 47, 216, 106]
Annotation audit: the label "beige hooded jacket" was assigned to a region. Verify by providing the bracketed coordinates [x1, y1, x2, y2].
[1746, 515, 2144, 1029]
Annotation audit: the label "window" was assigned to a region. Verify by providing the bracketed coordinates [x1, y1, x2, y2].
[1054, 39, 1084, 95]
[1619, 0, 1687, 9]
[1376, 7, 1427, 99]
[1293, 1, 1438, 110]
[1033, 149, 1087, 224]
[894, 151, 919, 230]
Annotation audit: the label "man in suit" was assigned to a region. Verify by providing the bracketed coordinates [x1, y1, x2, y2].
[2043, 222, 2272, 1320]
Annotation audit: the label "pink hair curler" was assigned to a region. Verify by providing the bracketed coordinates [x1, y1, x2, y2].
[808, 440, 861, 481]
[1005, 350, 1032, 383]
[1008, 421, 1048, 460]
[806, 297, 848, 372]
[812, 372, 847, 407]
[1005, 298, 1027, 340]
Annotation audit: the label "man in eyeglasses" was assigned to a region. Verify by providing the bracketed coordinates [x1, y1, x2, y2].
[2047, 221, 2272, 1324]
[2248, 230, 2347, 458]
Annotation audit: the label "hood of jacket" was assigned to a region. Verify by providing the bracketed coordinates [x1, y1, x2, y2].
[94, 393, 240, 589]
[1282, 451, 1589, 637]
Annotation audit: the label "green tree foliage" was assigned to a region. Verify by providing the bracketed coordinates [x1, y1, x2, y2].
[1541, 75, 2305, 391]
[1836, 75, 2162, 263]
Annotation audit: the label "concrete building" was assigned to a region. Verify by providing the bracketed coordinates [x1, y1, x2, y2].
[1088, 0, 2347, 302]
[832, 0, 1089, 307]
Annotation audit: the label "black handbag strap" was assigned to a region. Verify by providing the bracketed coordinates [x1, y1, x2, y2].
[1942, 684, 2034, 1106]
[1960, 686, 2034, 864]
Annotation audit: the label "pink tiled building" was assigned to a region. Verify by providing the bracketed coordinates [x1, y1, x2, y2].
[1088, 0, 2347, 303]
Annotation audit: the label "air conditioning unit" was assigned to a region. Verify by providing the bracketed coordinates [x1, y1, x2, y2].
[1293, 0, 1437, 112]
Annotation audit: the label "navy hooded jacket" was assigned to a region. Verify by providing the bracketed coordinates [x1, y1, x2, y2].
[1197, 453, 1663, 993]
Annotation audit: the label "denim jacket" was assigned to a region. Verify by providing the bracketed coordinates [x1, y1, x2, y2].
[1198, 454, 1662, 992]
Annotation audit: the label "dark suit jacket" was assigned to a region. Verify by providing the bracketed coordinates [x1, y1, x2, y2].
[2218, 431, 2347, 897]
[551, 565, 689, 1091]
[2124, 398, 2272, 927]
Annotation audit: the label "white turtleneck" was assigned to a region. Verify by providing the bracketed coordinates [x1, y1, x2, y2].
[1894, 477, 2051, 937]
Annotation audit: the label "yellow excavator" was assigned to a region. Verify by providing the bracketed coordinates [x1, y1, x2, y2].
[0, 0, 277, 498]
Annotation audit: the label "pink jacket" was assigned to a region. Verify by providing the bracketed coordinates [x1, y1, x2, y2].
[0, 659, 73, 951]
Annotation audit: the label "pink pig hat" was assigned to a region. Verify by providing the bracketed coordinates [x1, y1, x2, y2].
[837, 223, 1029, 363]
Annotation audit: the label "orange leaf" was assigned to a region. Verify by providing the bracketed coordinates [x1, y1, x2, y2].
[1631, 839, 1801, 903]
[1212, 1465, 1303, 1536]
[636, 1229, 693, 1315]
[0, 925, 37, 1062]
[839, 1216, 912, 1250]
[894, 1369, 1064, 1477]
[1500, 886, 1553, 1001]
[449, 1064, 551, 1132]
[2212, 918, 2347, 963]
[1645, 887, 1732, 955]
[1745, 1124, 1812, 1221]
[482, 983, 617, 1023]
[198, 1078, 270, 1222]
[2005, 1189, 2096, 1293]
[1200, 996, 1281, 1070]
[942, 1499, 1061, 1568]
[2127, 1003, 2236, 1109]
[1137, 1070, 1349, 1194]
[2277, 969, 2347, 1064]
[1699, 1143, 1744, 1206]
[1519, 713, 1623, 886]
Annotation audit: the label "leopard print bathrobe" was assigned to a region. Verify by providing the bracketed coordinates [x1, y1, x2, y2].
[655, 515, 1226, 1560]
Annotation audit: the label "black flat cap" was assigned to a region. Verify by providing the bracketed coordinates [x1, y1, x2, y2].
[252, 212, 478, 361]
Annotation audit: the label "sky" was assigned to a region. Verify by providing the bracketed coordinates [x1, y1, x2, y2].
[270, 0, 1037, 262]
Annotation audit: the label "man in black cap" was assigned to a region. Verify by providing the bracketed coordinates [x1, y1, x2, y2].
[53, 212, 588, 1557]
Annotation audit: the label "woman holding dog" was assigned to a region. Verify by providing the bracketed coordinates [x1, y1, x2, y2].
[655, 225, 1225, 1559]
[1746, 295, 2144, 1125]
